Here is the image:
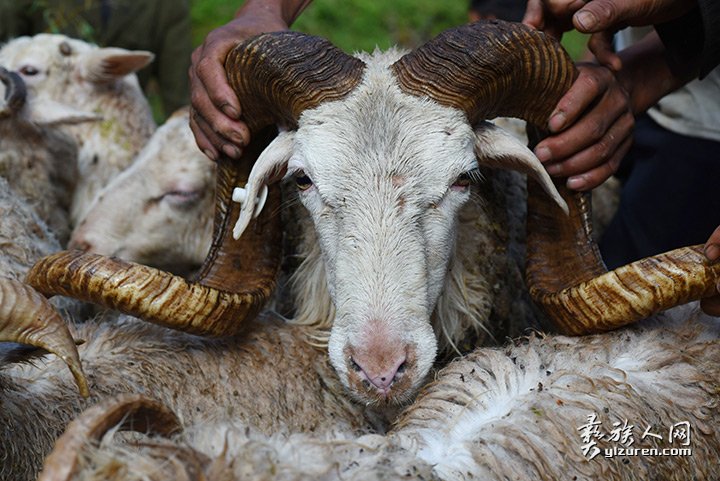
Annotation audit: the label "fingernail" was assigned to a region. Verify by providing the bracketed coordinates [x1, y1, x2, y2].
[545, 163, 562, 175]
[705, 243, 720, 262]
[202, 149, 217, 161]
[223, 144, 242, 159]
[228, 131, 247, 147]
[549, 112, 566, 132]
[535, 146, 552, 163]
[221, 104, 240, 119]
[574, 10, 597, 31]
[567, 176, 586, 190]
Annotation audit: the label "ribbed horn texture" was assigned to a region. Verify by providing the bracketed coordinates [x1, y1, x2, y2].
[391, 20, 575, 127]
[24, 32, 365, 337]
[0, 67, 26, 118]
[225, 31, 366, 133]
[394, 19, 720, 334]
[27, 132, 281, 337]
[37, 394, 182, 481]
[0, 278, 88, 396]
[526, 179, 720, 335]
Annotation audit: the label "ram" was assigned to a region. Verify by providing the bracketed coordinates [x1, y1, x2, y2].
[0, 34, 157, 226]
[70, 108, 215, 275]
[1, 20, 718, 480]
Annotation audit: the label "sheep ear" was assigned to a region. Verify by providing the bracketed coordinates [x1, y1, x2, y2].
[27, 97, 102, 125]
[474, 120, 568, 214]
[80, 48, 154, 83]
[233, 130, 295, 240]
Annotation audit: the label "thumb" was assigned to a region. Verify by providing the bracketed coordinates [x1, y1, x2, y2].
[573, 0, 624, 33]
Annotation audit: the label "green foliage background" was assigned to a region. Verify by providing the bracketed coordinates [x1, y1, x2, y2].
[190, 0, 587, 58]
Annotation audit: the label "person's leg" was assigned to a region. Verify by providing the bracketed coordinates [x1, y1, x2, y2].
[600, 114, 720, 269]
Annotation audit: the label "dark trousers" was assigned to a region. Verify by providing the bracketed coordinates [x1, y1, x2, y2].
[599, 114, 720, 269]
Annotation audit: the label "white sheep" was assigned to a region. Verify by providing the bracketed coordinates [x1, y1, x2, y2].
[0, 34, 157, 226]
[69, 108, 215, 275]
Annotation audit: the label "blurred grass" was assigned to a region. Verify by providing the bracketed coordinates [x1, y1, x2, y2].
[181, 1, 588, 121]
[190, 0, 587, 57]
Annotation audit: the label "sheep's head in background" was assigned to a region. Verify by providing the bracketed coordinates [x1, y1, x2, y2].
[0, 33, 152, 101]
[11, 21, 720, 408]
[0, 67, 100, 243]
[69, 108, 215, 276]
[0, 34, 157, 226]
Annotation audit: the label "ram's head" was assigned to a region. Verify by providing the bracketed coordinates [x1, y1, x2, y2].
[15, 21, 719, 406]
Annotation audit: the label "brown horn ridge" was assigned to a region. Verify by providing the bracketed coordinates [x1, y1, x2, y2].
[394, 20, 720, 334]
[0, 67, 26, 118]
[37, 394, 185, 481]
[25, 32, 365, 337]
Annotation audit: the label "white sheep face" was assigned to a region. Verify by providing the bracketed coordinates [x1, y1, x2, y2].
[294, 90, 476, 404]
[236, 50, 564, 406]
[69, 110, 214, 274]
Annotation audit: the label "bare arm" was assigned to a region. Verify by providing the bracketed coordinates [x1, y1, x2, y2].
[189, 0, 312, 161]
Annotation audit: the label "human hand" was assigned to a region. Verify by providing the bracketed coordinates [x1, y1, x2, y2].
[189, 10, 288, 161]
[701, 226, 720, 316]
[533, 63, 634, 191]
[524, 0, 697, 70]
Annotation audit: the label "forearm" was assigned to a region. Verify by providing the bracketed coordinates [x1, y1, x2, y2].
[235, 0, 313, 27]
[616, 31, 688, 115]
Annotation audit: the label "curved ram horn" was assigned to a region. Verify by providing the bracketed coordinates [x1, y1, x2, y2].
[0, 278, 88, 396]
[37, 394, 184, 481]
[391, 20, 575, 127]
[26, 32, 365, 337]
[526, 179, 720, 335]
[394, 20, 720, 333]
[0, 67, 26, 118]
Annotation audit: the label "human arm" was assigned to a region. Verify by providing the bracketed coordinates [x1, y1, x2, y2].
[189, 0, 312, 161]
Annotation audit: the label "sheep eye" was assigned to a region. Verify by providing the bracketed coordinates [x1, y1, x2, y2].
[19, 65, 39, 76]
[294, 172, 313, 191]
[452, 172, 472, 189]
[163, 190, 202, 209]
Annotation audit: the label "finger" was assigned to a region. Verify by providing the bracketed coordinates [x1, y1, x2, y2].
[588, 31, 623, 71]
[543, 113, 632, 182]
[700, 295, 720, 317]
[190, 107, 244, 160]
[195, 51, 242, 120]
[545, 66, 614, 134]
[189, 111, 219, 161]
[704, 226, 720, 262]
[564, 132, 633, 190]
[190, 69, 250, 154]
[573, 0, 623, 32]
[522, 0, 545, 30]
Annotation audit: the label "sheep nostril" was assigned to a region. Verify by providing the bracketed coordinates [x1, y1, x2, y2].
[396, 361, 406, 375]
[69, 239, 92, 252]
[350, 358, 363, 372]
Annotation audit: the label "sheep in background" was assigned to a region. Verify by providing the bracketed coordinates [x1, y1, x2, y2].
[69, 108, 215, 276]
[0, 67, 99, 242]
[0, 34, 157, 226]
[34, 309, 720, 481]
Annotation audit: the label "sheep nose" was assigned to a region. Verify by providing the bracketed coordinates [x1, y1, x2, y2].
[68, 238, 92, 252]
[349, 349, 407, 391]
